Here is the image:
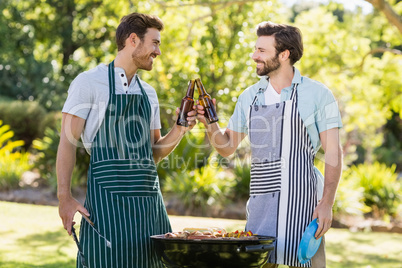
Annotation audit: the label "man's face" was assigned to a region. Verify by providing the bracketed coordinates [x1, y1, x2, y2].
[252, 35, 280, 76]
[131, 28, 161, 71]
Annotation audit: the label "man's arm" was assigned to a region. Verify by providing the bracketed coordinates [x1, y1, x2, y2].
[313, 127, 343, 238]
[204, 123, 246, 157]
[151, 126, 185, 163]
[151, 108, 197, 163]
[56, 113, 90, 235]
[196, 102, 247, 157]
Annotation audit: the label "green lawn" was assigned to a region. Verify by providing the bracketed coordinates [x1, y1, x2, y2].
[0, 201, 401, 268]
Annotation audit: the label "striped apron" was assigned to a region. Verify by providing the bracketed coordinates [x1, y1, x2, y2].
[77, 61, 171, 268]
[245, 83, 318, 267]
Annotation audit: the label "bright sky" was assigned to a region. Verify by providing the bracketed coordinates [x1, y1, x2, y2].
[282, 0, 374, 13]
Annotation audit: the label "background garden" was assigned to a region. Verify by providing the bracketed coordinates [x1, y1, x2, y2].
[1, 0, 402, 266]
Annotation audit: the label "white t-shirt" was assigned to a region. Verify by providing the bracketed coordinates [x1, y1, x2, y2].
[62, 63, 161, 154]
[264, 81, 281, 105]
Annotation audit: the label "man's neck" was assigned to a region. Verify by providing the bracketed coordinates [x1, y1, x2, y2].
[269, 65, 294, 94]
[114, 53, 138, 85]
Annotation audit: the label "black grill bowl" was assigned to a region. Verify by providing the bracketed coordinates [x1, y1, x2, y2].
[151, 235, 276, 268]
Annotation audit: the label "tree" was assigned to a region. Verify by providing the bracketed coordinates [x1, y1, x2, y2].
[0, 2, 51, 101]
[290, 2, 402, 167]
[0, 0, 125, 110]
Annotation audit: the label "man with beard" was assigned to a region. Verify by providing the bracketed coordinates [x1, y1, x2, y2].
[57, 13, 196, 268]
[196, 22, 342, 268]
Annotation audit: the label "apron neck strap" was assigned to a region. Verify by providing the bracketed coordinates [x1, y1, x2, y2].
[108, 62, 147, 97]
[108, 60, 116, 95]
[251, 88, 264, 106]
[136, 75, 147, 96]
[290, 83, 298, 100]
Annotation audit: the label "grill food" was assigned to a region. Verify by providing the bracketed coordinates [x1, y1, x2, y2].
[164, 228, 257, 240]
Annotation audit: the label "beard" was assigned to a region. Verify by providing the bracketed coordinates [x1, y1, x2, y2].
[256, 54, 280, 76]
[131, 42, 155, 71]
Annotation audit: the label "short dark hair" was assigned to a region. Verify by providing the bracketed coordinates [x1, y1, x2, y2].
[256, 21, 303, 65]
[116, 12, 164, 51]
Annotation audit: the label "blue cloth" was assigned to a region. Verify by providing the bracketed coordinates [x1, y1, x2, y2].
[227, 68, 342, 152]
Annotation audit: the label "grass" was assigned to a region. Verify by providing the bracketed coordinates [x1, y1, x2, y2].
[0, 201, 401, 268]
[0, 201, 76, 268]
[325, 229, 402, 268]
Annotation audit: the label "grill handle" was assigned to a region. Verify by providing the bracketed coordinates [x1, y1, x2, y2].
[243, 243, 275, 253]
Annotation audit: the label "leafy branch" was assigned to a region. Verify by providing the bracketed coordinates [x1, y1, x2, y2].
[359, 47, 402, 71]
[364, 0, 402, 35]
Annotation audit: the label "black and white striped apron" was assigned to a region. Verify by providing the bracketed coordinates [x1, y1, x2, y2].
[245, 83, 318, 267]
[77, 61, 171, 268]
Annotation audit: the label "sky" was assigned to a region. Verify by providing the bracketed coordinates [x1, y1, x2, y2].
[282, 0, 374, 14]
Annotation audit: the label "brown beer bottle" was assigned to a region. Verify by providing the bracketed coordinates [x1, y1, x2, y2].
[176, 79, 195, 127]
[195, 78, 219, 124]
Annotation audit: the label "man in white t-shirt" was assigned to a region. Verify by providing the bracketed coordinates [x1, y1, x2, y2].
[56, 13, 196, 268]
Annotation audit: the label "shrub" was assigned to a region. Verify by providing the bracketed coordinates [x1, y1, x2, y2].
[163, 157, 235, 216]
[157, 125, 212, 182]
[231, 161, 251, 201]
[333, 171, 369, 217]
[314, 159, 369, 218]
[345, 162, 401, 220]
[0, 100, 47, 149]
[0, 120, 32, 190]
[41, 111, 62, 133]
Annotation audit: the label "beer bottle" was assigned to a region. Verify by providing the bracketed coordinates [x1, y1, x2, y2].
[176, 79, 195, 127]
[195, 78, 219, 124]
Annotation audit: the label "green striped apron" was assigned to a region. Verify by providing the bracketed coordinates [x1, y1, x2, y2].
[77, 61, 171, 268]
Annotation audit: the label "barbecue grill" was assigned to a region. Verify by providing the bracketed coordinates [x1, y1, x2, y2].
[151, 235, 276, 268]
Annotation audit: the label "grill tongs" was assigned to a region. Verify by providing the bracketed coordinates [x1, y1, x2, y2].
[71, 213, 93, 268]
[72, 225, 88, 268]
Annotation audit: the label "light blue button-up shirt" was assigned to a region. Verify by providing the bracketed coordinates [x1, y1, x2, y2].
[227, 68, 342, 152]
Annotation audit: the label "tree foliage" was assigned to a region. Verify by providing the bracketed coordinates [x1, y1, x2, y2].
[0, 0, 401, 170]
